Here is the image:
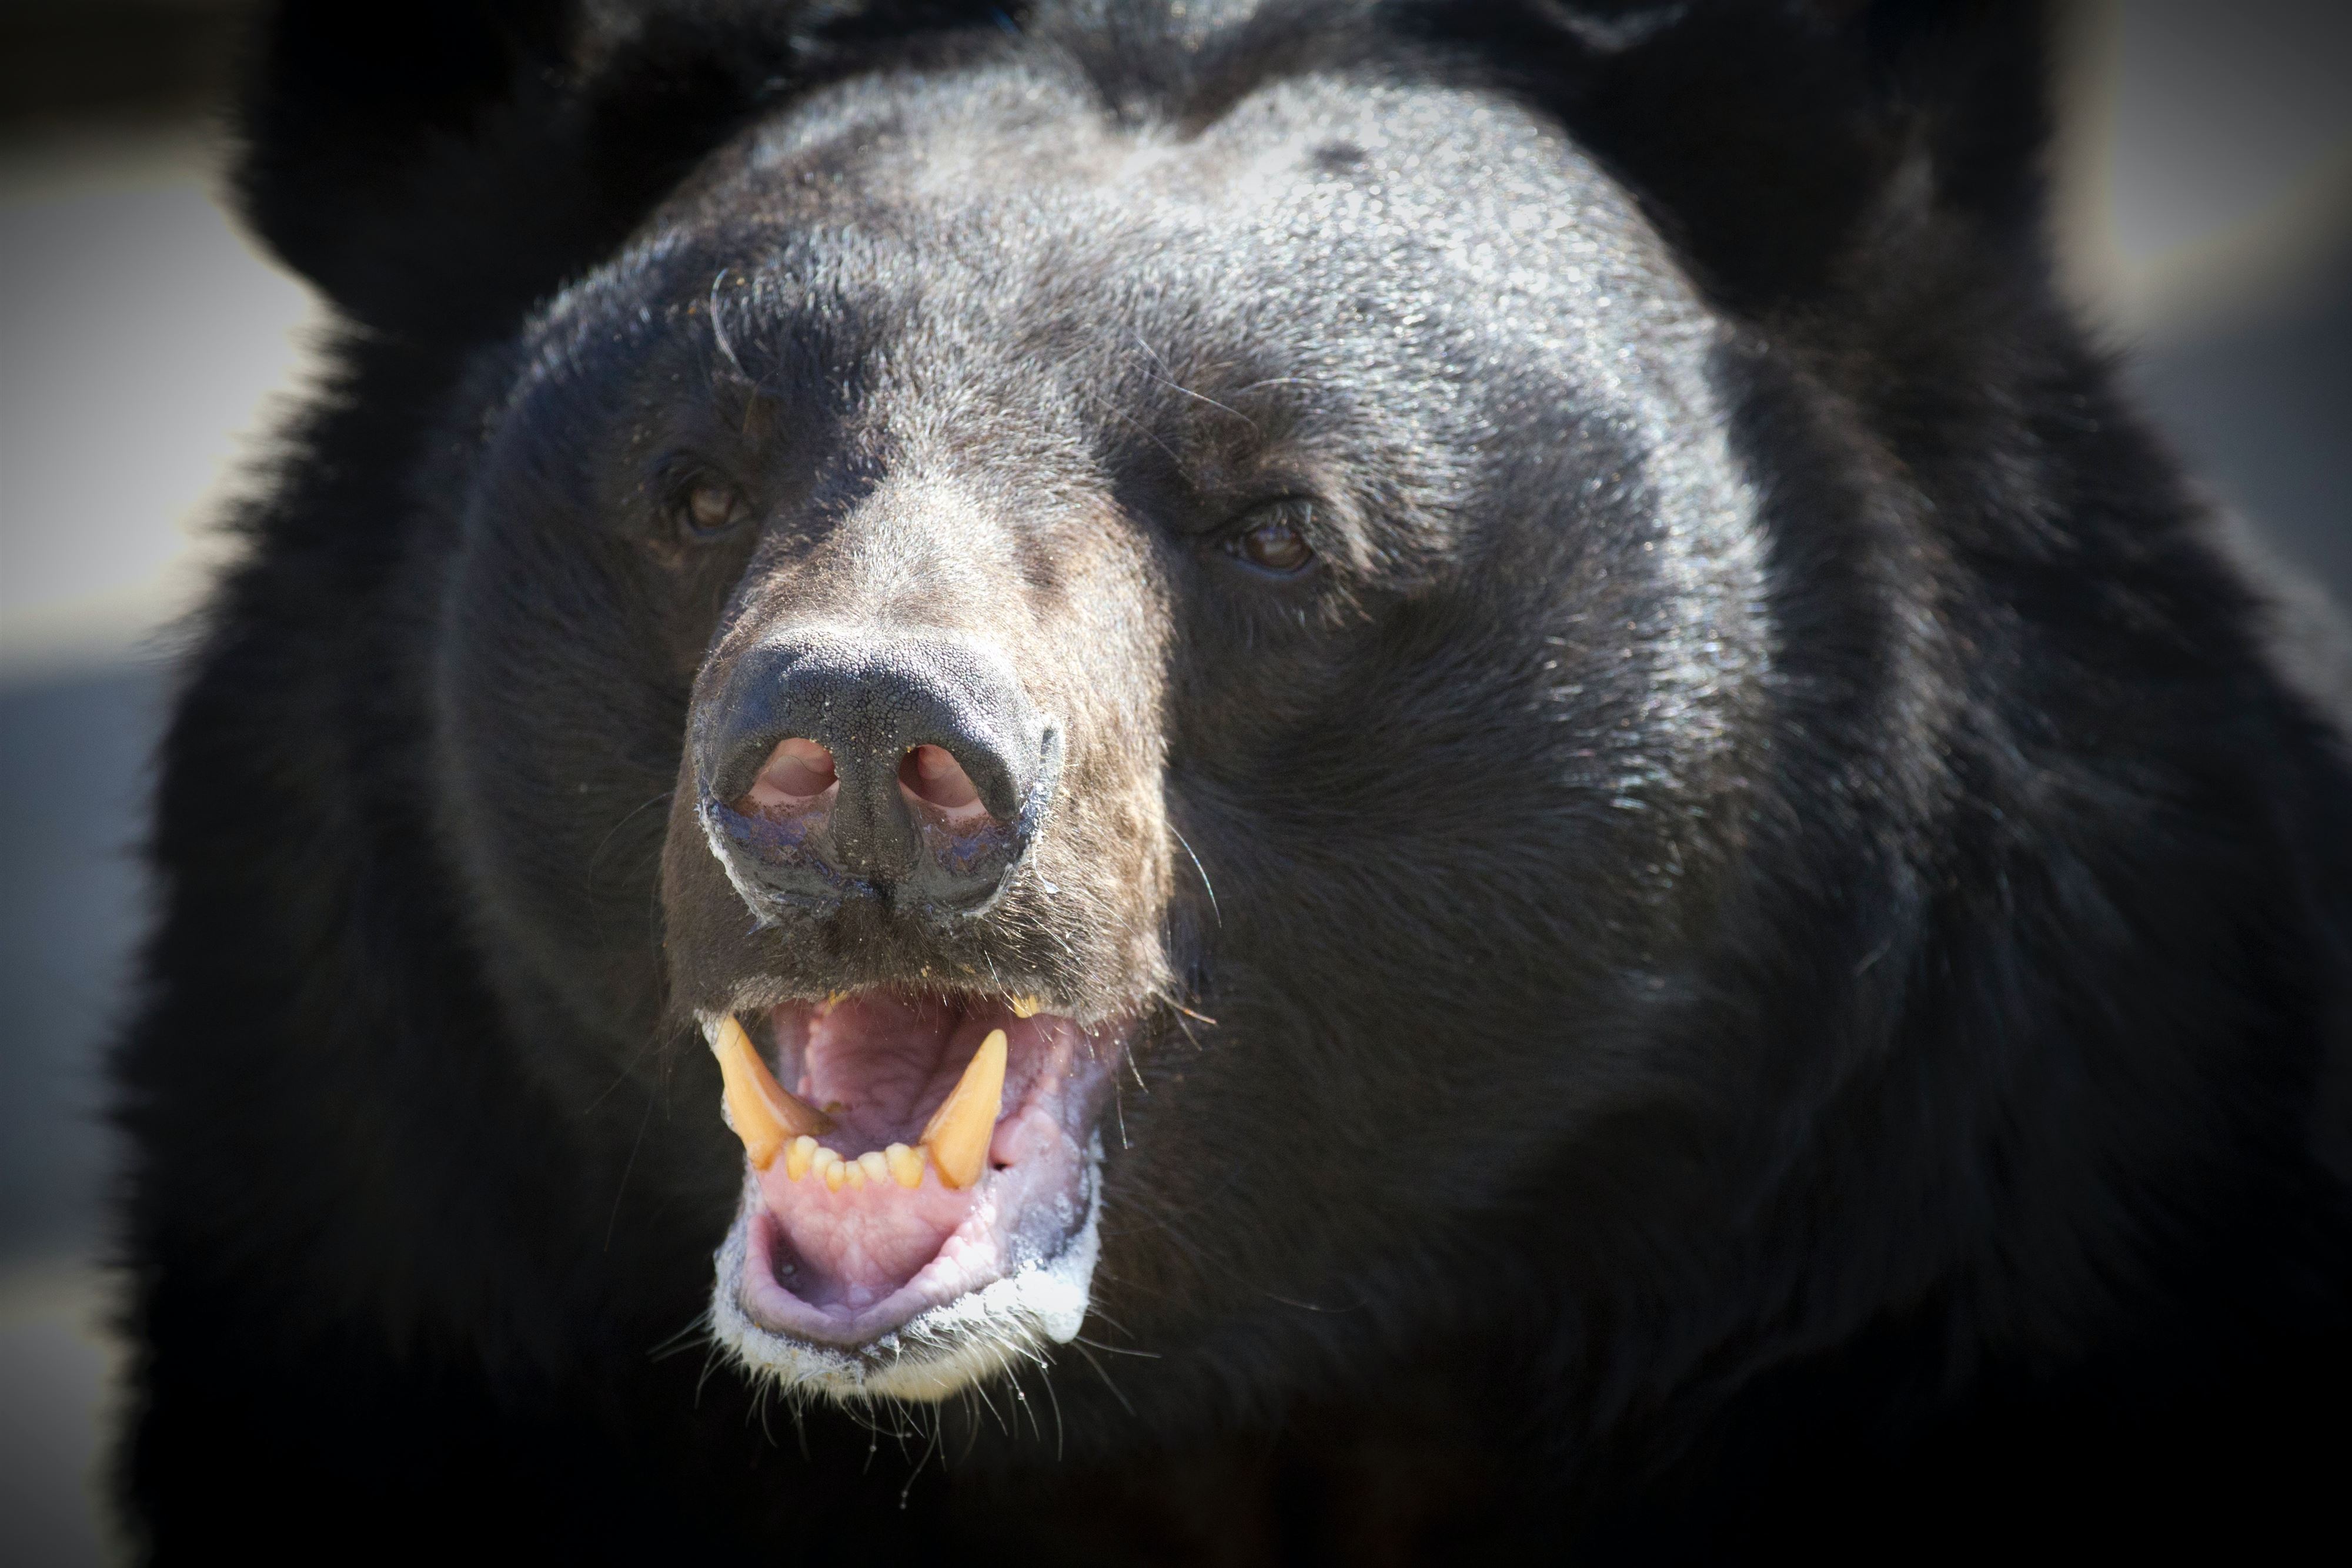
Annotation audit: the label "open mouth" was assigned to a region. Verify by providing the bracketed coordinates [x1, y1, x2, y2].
[702, 989, 1125, 1399]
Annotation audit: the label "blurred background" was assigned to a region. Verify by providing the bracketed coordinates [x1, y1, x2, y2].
[1, 1, 2347, 1560]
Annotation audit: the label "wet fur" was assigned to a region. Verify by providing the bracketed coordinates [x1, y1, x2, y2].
[116, 1, 2352, 1560]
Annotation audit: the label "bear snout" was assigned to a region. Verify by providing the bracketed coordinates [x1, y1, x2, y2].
[691, 624, 1061, 918]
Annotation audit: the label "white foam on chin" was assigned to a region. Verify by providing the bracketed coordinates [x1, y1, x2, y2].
[709, 1134, 1103, 1403]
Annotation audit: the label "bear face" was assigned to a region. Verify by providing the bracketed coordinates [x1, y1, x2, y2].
[116, 0, 2352, 1553]
[432, 56, 1769, 1400]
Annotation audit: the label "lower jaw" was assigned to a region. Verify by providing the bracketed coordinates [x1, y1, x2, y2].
[709, 1134, 1106, 1402]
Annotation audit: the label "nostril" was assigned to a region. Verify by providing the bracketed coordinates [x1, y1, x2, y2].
[900, 744, 983, 815]
[749, 737, 837, 811]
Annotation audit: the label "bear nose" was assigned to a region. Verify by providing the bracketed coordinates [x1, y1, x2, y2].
[693, 629, 1058, 915]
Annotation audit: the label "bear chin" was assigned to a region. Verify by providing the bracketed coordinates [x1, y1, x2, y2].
[709, 1142, 1104, 1403]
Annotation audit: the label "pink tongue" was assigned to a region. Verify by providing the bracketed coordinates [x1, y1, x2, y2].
[754, 1163, 977, 1309]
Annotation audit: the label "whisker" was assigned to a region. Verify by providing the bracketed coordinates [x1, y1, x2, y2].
[602, 1087, 658, 1252]
[1170, 825, 1220, 925]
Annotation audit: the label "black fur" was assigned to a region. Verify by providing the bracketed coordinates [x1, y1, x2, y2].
[117, 1, 2352, 1560]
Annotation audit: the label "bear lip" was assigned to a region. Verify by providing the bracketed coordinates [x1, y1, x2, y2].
[717, 992, 1124, 1352]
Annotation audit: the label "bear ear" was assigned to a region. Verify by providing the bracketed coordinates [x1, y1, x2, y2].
[235, 1, 1015, 340]
[1404, 0, 2055, 310]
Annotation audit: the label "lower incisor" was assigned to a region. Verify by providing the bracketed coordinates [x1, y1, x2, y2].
[783, 1139, 938, 1192]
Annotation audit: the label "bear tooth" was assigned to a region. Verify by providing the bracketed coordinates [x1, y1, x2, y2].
[1009, 996, 1043, 1018]
[857, 1151, 890, 1185]
[784, 1135, 816, 1181]
[709, 1015, 787, 1168]
[844, 1159, 867, 1189]
[770, 1088, 833, 1135]
[709, 1013, 834, 1169]
[820, 1150, 847, 1191]
[886, 1143, 924, 1188]
[920, 1027, 1007, 1191]
[719, 1093, 781, 1172]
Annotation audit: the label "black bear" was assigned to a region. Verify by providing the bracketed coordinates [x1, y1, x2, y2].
[117, 1, 2352, 1560]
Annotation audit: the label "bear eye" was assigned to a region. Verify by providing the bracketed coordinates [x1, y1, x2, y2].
[1224, 504, 1316, 576]
[671, 477, 752, 543]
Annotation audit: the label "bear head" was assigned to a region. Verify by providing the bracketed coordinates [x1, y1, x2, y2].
[231, 0, 2062, 1427]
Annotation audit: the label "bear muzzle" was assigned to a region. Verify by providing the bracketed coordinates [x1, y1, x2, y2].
[670, 599, 1164, 1399]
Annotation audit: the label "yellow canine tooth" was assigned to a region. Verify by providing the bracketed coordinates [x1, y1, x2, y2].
[920, 1027, 1007, 1191]
[1008, 995, 1043, 1019]
[857, 1151, 890, 1185]
[885, 1143, 924, 1188]
[709, 1015, 832, 1169]
[784, 1135, 817, 1181]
